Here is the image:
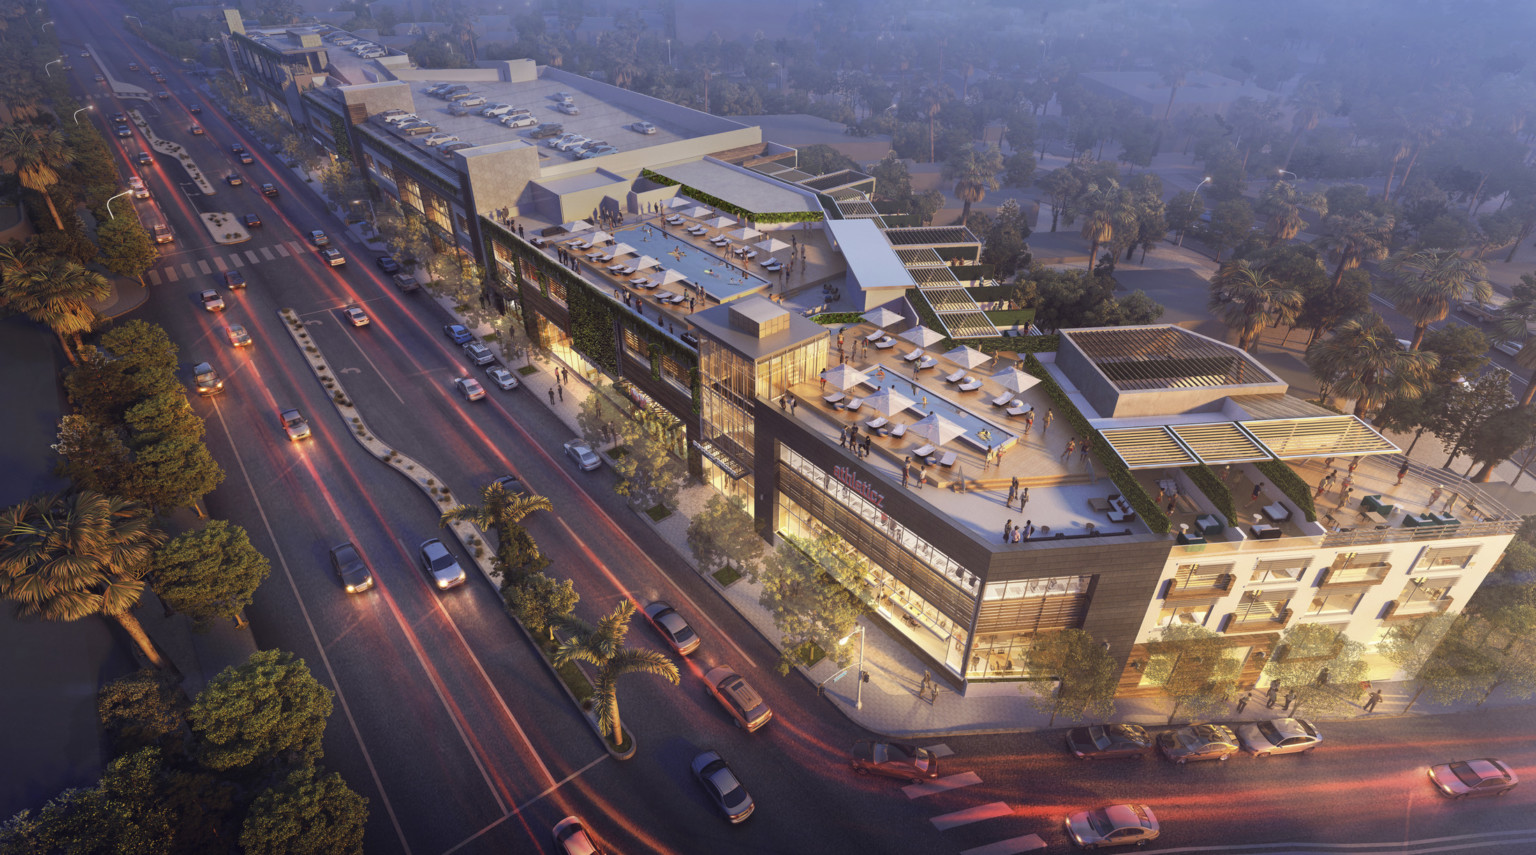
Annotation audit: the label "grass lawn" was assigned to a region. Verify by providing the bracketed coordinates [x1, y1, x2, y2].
[712, 564, 742, 587]
[984, 308, 1036, 326]
[644, 503, 672, 522]
[793, 641, 826, 668]
[516, 364, 539, 376]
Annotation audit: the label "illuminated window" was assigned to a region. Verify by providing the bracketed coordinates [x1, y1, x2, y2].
[1307, 592, 1363, 616]
[1251, 557, 1309, 584]
[1158, 603, 1212, 626]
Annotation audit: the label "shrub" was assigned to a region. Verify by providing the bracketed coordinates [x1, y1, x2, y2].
[1255, 459, 1318, 522]
[1182, 464, 1235, 528]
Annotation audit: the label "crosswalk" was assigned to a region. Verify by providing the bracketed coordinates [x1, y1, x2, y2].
[146, 240, 309, 286]
[900, 743, 1047, 855]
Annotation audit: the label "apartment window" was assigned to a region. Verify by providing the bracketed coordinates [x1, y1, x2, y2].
[1232, 590, 1290, 624]
[1170, 563, 1232, 593]
[1251, 557, 1310, 584]
[1396, 578, 1451, 609]
[1158, 603, 1213, 627]
[1308, 591, 1364, 616]
[455, 213, 469, 237]
[1418, 546, 1479, 572]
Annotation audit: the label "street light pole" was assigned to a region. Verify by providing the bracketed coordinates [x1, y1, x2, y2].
[44, 58, 61, 77]
[840, 626, 866, 710]
[105, 190, 131, 220]
[72, 104, 93, 125]
[124, 14, 141, 25]
[1177, 176, 1212, 247]
[1277, 169, 1298, 181]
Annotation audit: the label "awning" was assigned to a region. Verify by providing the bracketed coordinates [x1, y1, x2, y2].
[1100, 427, 1196, 469]
[1170, 422, 1271, 464]
[1099, 414, 1399, 470]
[1238, 416, 1397, 459]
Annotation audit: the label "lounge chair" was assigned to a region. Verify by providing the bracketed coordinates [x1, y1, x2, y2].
[569, 239, 591, 250]
[990, 393, 1013, 407]
[866, 330, 886, 343]
[1006, 402, 1028, 416]
[937, 450, 958, 467]
[762, 258, 782, 269]
[865, 416, 889, 431]
[629, 276, 651, 286]
[687, 226, 707, 235]
[957, 377, 982, 392]
[608, 262, 628, 272]
[917, 356, 938, 371]
[617, 265, 638, 275]
[889, 423, 907, 439]
[875, 336, 896, 349]
[944, 369, 966, 383]
[665, 216, 683, 225]
[903, 349, 924, 363]
[742, 249, 757, 259]
[913, 444, 936, 459]
[844, 397, 864, 412]
[823, 391, 846, 404]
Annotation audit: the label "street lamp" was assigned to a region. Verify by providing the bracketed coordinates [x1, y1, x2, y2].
[72, 104, 93, 125]
[1177, 177, 1212, 247]
[840, 626, 866, 710]
[39, 19, 53, 30]
[124, 14, 141, 25]
[105, 190, 131, 220]
[44, 57, 61, 77]
[1277, 169, 1298, 181]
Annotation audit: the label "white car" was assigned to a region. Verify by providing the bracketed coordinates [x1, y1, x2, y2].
[463, 341, 495, 365]
[564, 440, 601, 471]
[500, 114, 537, 128]
[128, 177, 149, 199]
[1236, 718, 1322, 757]
[1495, 338, 1525, 357]
[556, 102, 580, 115]
[1065, 804, 1160, 849]
[481, 103, 514, 117]
[486, 366, 519, 390]
[555, 136, 590, 152]
[199, 289, 225, 312]
[547, 133, 581, 149]
[454, 376, 486, 401]
[630, 121, 656, 134]
[343, 306, 369, 327]
[383, 113, 418, 125]
[423, 133, 459, 147]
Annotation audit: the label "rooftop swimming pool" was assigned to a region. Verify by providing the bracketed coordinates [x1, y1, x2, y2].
[867, 363, 1018, 453]
[610, 223, 770, 302]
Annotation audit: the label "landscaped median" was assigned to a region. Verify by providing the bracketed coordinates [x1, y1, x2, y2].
[200, 212, 250, 245]
[128, 109, 215, 195]
[274, 308, 635, 759]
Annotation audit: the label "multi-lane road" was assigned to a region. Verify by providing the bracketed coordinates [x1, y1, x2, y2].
[36, 4, 1536, 854]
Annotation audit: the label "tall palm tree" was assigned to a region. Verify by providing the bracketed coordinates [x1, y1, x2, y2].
[1281, 80, 1338, 171]
[1380, 249, 1492, 350]
[1494, 293, 1536, 406]
[0, 491, 167, 669]
[1257, 179, 1328, 247]
[1306, 317, 1438, 416]
[0, 252, 107, 363]
[1159, 62, 1189, 121]
[0, 125, 70, 231]
[944, 147, 1002, 227]
[439, 480, 553, 533]
[1312, 211, 1394, 289]
[553, 600, 678, 746]
[920, 85, 948, 163]
[1077, 183, 1136, 270]
[1209, 261, 1303, 351]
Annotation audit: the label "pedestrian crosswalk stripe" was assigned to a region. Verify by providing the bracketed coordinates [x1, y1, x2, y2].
[930, 802, 1013, 832]
[213, 256, 227, 271]
[924, 743, 955, 758]
[181, 263, 196, 278]
[197, 260, 212, 275]
[229, 254, 244, 268]
[959, 834, 1047, 855]
[260, 247, 275, 261]
[147, 270, 162, 286]
[273, 244, 289, 258]
[245, 250, 260, 264]
[904, 771, 982, 800]
[287, 241, 306, 255]
[163, 266, 178, 282]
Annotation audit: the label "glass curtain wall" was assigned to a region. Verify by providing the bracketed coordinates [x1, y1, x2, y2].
[699, 340, 756, 468]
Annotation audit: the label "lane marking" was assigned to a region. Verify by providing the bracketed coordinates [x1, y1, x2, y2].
[905, 770, 982, 799]
[274, 244, 290, 258]
[336, 322, 407, 405]
[440, 754, 609, 855]
[960, 834, 1047, 855]
[181, 262, 195, 277]
[197, 259, 211, 275]
[213, 256, 227, 271]
[147, 269, 162, 285]
[229, 254, 244, 268]
[261, 246, 276, 260]
[288, 240, 307, 254]
[245, 249, 260, 264]
[931, 801, 1014, 831]
[1149, 827, 1536, 852]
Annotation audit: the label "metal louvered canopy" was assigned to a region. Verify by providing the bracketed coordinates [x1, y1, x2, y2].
[1100, 427, 1197, 469]
[1239, 416, 1397, 459]
[1170, 422, 1271, 464]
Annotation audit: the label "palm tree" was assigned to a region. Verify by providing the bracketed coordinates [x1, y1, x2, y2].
[0, 251, 108, 363]
[1306, 317, 1438, 416]
[1077, 183, 1137, 270]
[553, 600, 679, 746]
[920, 85, 948, 163]
[1281, 80, 1338, 171]
[439, 480, 553, 533]
[0, 125, 70, 231]
[1209, 261, 1303, 351]
[944, 147, 1002, 227]
[0, 491, 167, 669]
[1380, 249, 1492, 350]
[1257, 179, 1328, 247]
[1494, 293, 1536, 406]
[1312, 212, 1394, 289]
[1159, 62, 1189, 121]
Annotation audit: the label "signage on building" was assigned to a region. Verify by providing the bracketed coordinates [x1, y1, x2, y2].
[833, 465, 885, 509]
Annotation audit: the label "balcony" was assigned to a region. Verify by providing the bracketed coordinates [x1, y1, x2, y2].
[1223, 607, 1293, 634]
[1319, 562, 1391, 588]
[1162, 574, 1235, 603]
[1383, 596, 1454, 622]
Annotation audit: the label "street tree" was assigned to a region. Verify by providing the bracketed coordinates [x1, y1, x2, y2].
[1166, 190, 1204, 245]
[1492, 275, 1536, 405]
[189, 649, 334, 772]
[124, 390, 205, 447]
[553, 600, 679, 747]
[1076, 181, 1136, 269]
[868, 152, 913, 203]
[1142, 623, 1240, 725]
[1020, 629, 1118, 726]
[0, 491, 167, 669]
[1206, 198, 1255, 263]
[945, 145, 1003, 227]
[0, 123, 70, 229]
[686, 493, 764, 576]
[1377, 613, 1468, 713]
[1262, 623, 1368, 719]
[151, 520, 272, 629]
[239, 765, 368, 855]
[1465, 405, 1536, 482]
[1306, 316, 1438, 416]
[1380, 248, 1491, 349]
[1459, 603, 1536, 705]
[121, 434, 226, 513]
[98, 668, 189, 755]
[1002, 151, 1036, 188]
[0, 251, 107, 362]
[1432, 368, 1514, 470]
[1036, 167, 1084, 232]
[1207, 259, 1303, 351]
[611, 409, 685, 511]
[505, 571, 578, 640]
[754, 531, 868, 675]
[97, 214, 159, 281]
[1312, 211, 1395, 288]
[52, 413, 132, 495]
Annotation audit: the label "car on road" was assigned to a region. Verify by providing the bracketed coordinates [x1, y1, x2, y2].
[501, 114, 537, 129]
[156, 90, 170, 100]
[642, 601, 700, 656]
[127, 63, 139, 71]
[563, 440, 601, 472]
[237, 151, 254, 164]
[309, 229, 330, 246]
[704, 666, 772, 731]
[1064, 803, 1160, 849]
[279, 408, 311, 441]
[224, 172, 243, 186]
[454, 376, 486, 401]
[243, 213, 262, 228]
[692, 750, 754, 823]
[148, 66, 160, 74]
[222, 270, 246, 289]
[850, 741, 938, 783]
[319, 248, 346, 267]
[135, 151, 152, 165]
[152, 74, 166, 83]
[226, 324, 252, 348]
[188, 103, 202, 114]
[192, 361, 223, 395]
[1237, 718, 1321, 757]
[551, 816, 606, 855]
[630, 120, 657, 134]
[151, 223, 173, 244]
[114, 124, 132, 138]
[485, 366, 518, 390]
[82, 51, 91, 57]
[392, 273, 420, 292]
[1158, 723, 1238, 764]
[329, 541, 374, 593]
[128, 177, 149, 199]
[463, 341, 495, 365]
[113, 112, 130, 124]
[1066, 724, 1152, 761]
[230, 143, 245, 154]
[375, 255, 401, 273]
[94, 74, 105, 84]
[491, 475, 527, 495]
[1429, 759, 1518, 799]
[418, 538, 467, 589]
[189, 124, 203, 135]
[343, 306, 369, 327]
[444, 324, 473, 344]
[199, 289, 225, 311]
[260, 183, 278, 197]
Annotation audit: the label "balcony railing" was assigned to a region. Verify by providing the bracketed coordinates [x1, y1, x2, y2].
[1319, 563, 1391, 587]
[1163, 574, 1235, 602]
[1382, 596, 1454, 622]
[1223, 607, 1293, 634]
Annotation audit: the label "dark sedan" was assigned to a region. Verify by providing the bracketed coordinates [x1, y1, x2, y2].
[329, 542, 374, 593]
[692, 750, 754, 823]
[1067, 724, 1151, 760]
[243, 213, 262, 228]
[375, 255, 401, 273]
[850, 741, 938, 783]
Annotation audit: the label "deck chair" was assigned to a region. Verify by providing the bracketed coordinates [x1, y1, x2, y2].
[844, 397, 864, 412]
[957, 377, 982, 392]
[913, 444, 936, 459]
[944, 369, 966, 383]
[888, 423, 907, 439]
[1006, 402, 1028, 416]
[918, 356, 938, 371]
[823, 391, 845, 404]
[865, 416, 889, 431]
[937, 450, 958, 467]
[876, 336, 896, 349]
[903, 349, 924, 363]
[990, 393, 1013, 406]
[866, 329, 886, 343]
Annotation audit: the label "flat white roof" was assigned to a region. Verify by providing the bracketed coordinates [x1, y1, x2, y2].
[826, 219, 915, 291]
[651, 159, 818, 213]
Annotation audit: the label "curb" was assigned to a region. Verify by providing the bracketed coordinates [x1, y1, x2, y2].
[128, 108, 215, 195]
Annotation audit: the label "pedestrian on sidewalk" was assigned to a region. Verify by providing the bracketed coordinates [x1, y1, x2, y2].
[901, 465, 909, 488]
[1042, 409, 1053, 436]
[1282, 690, 1296, 713]
[1060, 438, 1075, 462]
[1315, 481, 1328, 500]
[1236, 693, 1250, 714]
[917, 466, 925, 490]
[790, 397, 798, 414]
[1003, 520, 1013, 543]
[1396, 461, 1410, 485]
[1266, 682, 1280, 709]
[1019, 487, 1029, 509]
[557, 385, 563, 402]
[1008, 476, 1019, 503]
[1364, 689, 1383, 713]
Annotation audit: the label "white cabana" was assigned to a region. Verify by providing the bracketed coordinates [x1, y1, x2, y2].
[992, 367, 1041, 395]
[665, 197, 692, 209]
[584, 230, 613, 245]
[820, 364, 871, 391]
[910, 413, 969, 446]
[634, 255, 662, 270]
[943, 345, 990, 370]
[559, 220, 593, 233]
[861, 307, 904, 329]
[608, 242, 637, 257]
[726, 226, 762, 242]
[756, 237, 791, 253]
[682, 206, 711, 218]
[900, 325, 946, 348]
[702, 216, 737, 229]
[656, 268, 688, 285]
[864, 387, 916, 416]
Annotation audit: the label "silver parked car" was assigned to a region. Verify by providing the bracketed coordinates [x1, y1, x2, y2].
[1237, 718, 1321, 757]
[564, 439, 601, 471]
[1064, 803, 1160, 849]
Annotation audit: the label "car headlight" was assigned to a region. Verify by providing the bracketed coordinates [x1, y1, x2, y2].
[437, 577, 451, 588]
[345, 584, 357, 593]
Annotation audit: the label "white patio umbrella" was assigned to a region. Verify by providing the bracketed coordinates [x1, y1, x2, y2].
[900, 325, 946, 348]
[682, 206, 711, 218]
[608, 242, 637, 257]
[703, 216, 737, 229]
[726, 226, 762, 242]
[665, 197, 691, 209]
[584, 229, 613, 244]
[910, 413, 968, 446]
[656, 268, 688, 285]
[820, 364, 870, 391]
[864, 386, 916, 416]
[633, 255, 662, 270]
[943, 345, 990, 370]
[991, 366, 1041, 395]
[861, 307, 904, 329]
[559, 219, 593, 233]
[756, 237, 791, 253]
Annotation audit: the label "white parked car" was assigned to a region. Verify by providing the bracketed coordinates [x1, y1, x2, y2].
[423, 133, 459, 147]
[578, 146, 618, 159]
[501, 114, 537, 128]
[630, 121, 657, 134]
[383, 113, 418, 125]
[486, 366, 519, 390]
[481, 103, 515, 117]
[555, 136, 589, 152]
[556, 102, 580, 115]
[547, 133, 581, 149]
[564, 440, 601, 471]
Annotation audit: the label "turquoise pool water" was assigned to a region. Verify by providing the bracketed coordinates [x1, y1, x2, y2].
[610, 223, 770, 302]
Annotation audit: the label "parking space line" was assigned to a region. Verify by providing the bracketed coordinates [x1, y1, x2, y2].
[905, 771, 983, 800]
[959, 834, 1047, 855]
[931, 802, 1014, 831]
